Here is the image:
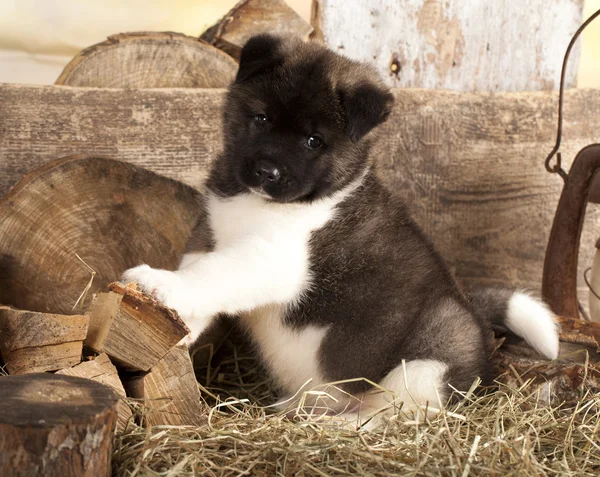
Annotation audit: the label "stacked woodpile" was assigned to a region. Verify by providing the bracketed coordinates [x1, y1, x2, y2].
[0, 4, 313, 474]
[0, 155, 208, 476]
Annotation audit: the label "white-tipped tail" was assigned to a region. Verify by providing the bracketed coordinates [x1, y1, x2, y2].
[505, 292, 559, 359]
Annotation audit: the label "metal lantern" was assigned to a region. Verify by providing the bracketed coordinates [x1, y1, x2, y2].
[541, 9, 600, 320]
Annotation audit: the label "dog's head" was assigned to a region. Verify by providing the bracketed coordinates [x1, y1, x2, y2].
[217, 34, 394, 203]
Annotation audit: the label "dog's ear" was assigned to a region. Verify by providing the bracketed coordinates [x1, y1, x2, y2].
[236, 34, 283, 83]
[338, 83, 394, 142]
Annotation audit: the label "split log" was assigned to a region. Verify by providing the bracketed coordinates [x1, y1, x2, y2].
[0, 373, 118, 477]
[312, 0, 584, 91]
[0, 155, 202, 314]
[201, 0, 313, 60]
[56, 354, 132, 432]
[493, 316, 600, 404]
[0, 307, 88, 374]
[143, 345, 205, 427]
[85, 283, 189, 372]
[56, 32, 238, 88]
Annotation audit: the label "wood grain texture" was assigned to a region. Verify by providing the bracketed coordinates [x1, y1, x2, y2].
[493, 317, 600, 404]
[376, 88, 600, 306]
[201, 0, 313, 60]
[56, 32, 238, 88]
[85, 284, 189, 372]
[0, 306, 88, 374]
[143, 345, 205, 427]
[313, 0, 584, 91]
[0, 373, 118, 477]
[1, 84, 599, 301]
[0, 155, 202, 314]
[57, 353, 132, 432]
[0, 84, 224, 196]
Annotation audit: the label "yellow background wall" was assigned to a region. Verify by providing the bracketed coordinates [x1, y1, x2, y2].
[0, 0, 597, 88]
[579, 0, 600, 87]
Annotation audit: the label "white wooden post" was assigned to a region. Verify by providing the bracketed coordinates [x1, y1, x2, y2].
[312, 0, 584, 91]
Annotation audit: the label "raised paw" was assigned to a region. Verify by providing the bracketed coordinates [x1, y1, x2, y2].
[121, 264, 180, 305]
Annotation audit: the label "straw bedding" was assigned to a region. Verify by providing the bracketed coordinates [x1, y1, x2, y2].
[112, 333, 600, 476]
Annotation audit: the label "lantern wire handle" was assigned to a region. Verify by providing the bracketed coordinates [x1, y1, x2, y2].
[545, 8, 600, 182]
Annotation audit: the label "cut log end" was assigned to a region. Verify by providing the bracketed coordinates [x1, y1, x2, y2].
[0, 373, 118, 477]
[201, 0, 313, 60]
[56, 32, 238, 88]
[0, 156, 202, 315]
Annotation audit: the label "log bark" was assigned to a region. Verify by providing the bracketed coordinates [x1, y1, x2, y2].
[1, 84, 600, 302]
[0, 155, 202, 315]
[85, 283, 189, 372]
[0, 373, 118, 477]
[143, 345, 205, 427]
[492, 316, 600, 404]
[57, 354, 132, 432]
[56, 32, 238, 88]
[201, 0, 312, 60]
[312, 0, 584, 91]
[0, 307, 88, 374]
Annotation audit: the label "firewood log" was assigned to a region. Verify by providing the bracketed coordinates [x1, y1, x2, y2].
[57, 354, 132, 432]
[143, 345, 205, 427]
[56, 32, 237, 88]
[0, 373, 118, 477]
[201, 0, 313, 60]
[492, 316, 600, 404]
[0, 156, 202, 315]
[0, 306, 88, 374]
[84, 283, 189, 372]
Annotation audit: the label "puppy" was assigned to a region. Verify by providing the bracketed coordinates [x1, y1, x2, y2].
[123, 35, 559, 426]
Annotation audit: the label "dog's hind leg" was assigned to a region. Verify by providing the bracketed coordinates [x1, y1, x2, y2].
[339, 359, 449, 429]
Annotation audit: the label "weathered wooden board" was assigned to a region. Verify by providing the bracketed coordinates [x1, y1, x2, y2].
[377, 88, 600, 303]
[312, 0, 584, 91]
[0, 84, 223, 195]
[1, 84, 599, 302]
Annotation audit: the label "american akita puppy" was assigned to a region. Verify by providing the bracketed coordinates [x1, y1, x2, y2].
[123, 34, 559, 425]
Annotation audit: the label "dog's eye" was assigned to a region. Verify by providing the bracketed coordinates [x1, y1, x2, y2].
[253, 114, 268, 124]
[307, 135, 323, 149]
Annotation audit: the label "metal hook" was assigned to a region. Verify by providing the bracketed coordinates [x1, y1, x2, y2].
[544, 8, 600, 182]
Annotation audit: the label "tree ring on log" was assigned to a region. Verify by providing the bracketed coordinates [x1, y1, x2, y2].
[0, 373, 118, 477]
[0, 155, 203, 314]
[56, 32, 238, 88]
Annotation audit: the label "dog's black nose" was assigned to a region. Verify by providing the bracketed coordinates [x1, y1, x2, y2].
[253, 161, 281, 184]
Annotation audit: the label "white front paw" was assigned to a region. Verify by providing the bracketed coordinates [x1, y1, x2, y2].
[122, 264, 197, 320]
[122, 265, 211, 347]
[122, 264, 180, 305]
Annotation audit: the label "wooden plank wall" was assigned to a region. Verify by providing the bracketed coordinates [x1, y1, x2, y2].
[312, 0, 585, 91]
[1, 84, 599, 300]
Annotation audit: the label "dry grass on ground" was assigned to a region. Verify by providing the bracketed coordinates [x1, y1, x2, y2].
[113, 336, 600, 477]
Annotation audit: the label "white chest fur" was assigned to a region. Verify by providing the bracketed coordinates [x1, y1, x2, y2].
[205, 189, 354, 393]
